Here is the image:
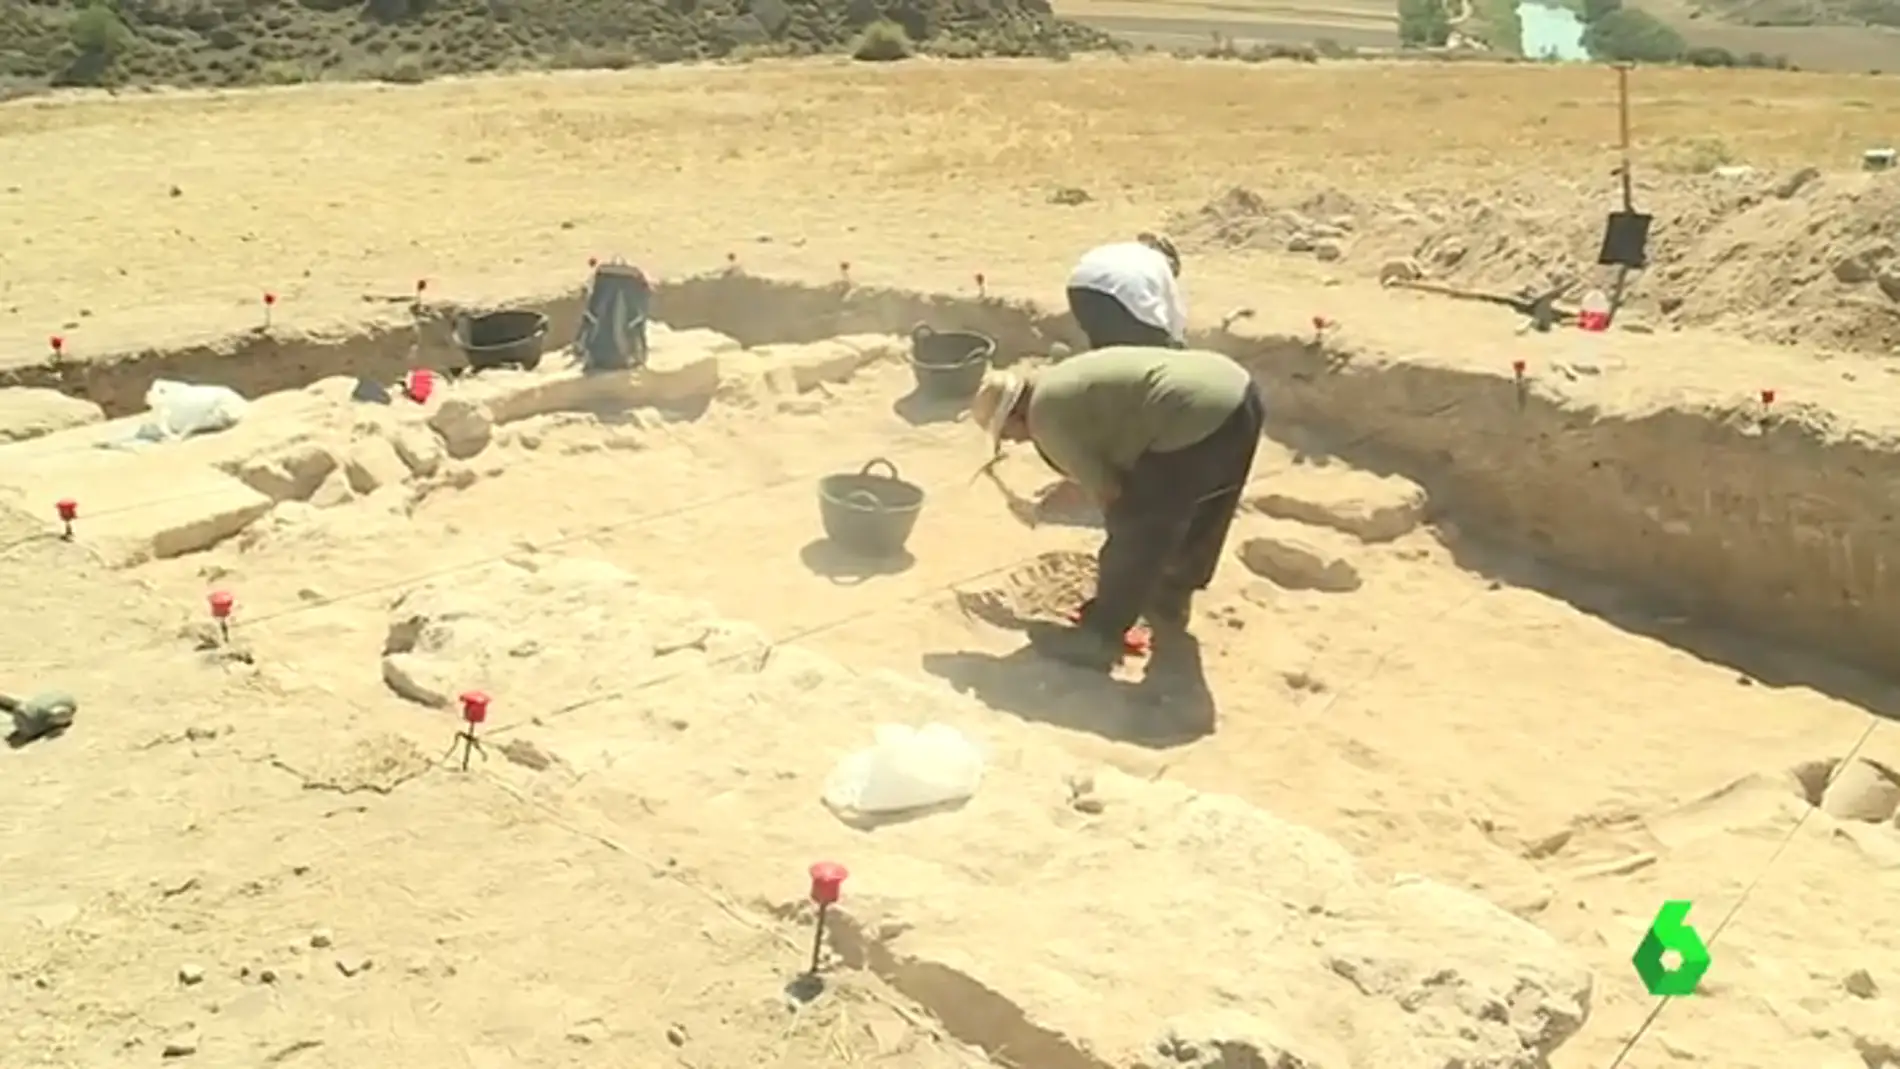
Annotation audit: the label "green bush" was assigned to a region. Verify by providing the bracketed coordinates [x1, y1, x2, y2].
[69, 3, 131, 56]
[1581, 7, 1684, 62]
[1581, 0, 1621, 21]
[1683, 44, 1735, 66]
[850, 18, 912, 61]
[1397, 0, 1452, 46]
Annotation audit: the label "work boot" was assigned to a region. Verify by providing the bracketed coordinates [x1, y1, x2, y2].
[1026, 621, 1121, 672]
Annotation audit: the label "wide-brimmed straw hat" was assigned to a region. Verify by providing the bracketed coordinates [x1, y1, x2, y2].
[969, 370, 1028, 457]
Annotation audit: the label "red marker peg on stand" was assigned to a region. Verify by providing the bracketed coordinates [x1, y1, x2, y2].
[1511, 359, 1529, 408]
[1760, 388, 1776, 406]
[587, 256, 599, 269]
[449, 690, 491, 771]
[55, 498, 77, 540]
[839, 261, 851, 285]
[413, 278, 428, 305]
[975, 271, 987, 298]
[261, 292, 277, 330]
[48, 335, 64, 361]
[726, 251, 739, 271]
[207, 590, 235, 644]
[805, 861, 848, 977]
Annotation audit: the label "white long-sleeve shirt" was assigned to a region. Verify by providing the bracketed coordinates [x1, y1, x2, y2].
[1067, 242, 1188, 342]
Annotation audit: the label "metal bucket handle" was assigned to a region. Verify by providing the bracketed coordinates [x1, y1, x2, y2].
[859, 457, 900, 482]
[911, 322, 936, 343]
[844, 489, 884, 512]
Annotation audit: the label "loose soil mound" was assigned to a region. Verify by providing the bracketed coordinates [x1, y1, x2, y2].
[1173, 169, 1900, 356]
[0, 0, 1114, 92]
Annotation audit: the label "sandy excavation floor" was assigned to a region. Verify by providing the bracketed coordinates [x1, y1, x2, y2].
[3, 335, 1898, 1069]
[4, 56, 1900, 1069]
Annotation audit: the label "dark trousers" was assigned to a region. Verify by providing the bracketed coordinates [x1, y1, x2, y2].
[1067, 286, 1182, 350]
[1083, 382, 1265, 638]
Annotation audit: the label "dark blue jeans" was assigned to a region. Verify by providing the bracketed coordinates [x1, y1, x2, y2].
[1081, 382, 1265, 638]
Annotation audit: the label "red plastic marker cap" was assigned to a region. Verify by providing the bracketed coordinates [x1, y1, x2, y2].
[48, 335, 64, 352]
[263, 292, 277, 306]
[1512, 359, 1527, 375]
[727, 252, 738, 263]
[55, 498, 77, 522]
[809, 861, 848, 905]
[207, 590, 235, 619]
[460, 690, 491, 725]
[975, 272, 986, 286]
[1312, 315, 1330, 330]
[407, 367, 435, 404]
[1760, 388, 1776, 405]
[415, 278, 428, 293]
[587, 256, 599, 268]
[839, 261, 851, 274]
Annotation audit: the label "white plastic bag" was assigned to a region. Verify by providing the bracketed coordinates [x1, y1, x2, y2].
[822, 723, 984, 818]
[141, 380, 248, 441]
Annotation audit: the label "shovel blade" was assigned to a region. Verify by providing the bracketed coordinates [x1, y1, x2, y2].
[1597, 211, 1653, 269]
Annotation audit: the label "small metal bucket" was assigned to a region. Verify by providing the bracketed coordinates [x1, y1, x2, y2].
[454, 309, 549, 372]
[906, 324, 995, 401]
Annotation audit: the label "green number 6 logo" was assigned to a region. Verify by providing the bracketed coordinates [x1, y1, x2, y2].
[1632, 900, 1712, 997]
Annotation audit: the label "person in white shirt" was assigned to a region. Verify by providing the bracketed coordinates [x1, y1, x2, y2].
[1065, 233, 1188, 351]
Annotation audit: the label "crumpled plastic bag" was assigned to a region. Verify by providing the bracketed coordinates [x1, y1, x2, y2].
[139, 380, 248, 441]
[822, 722, 984, 818]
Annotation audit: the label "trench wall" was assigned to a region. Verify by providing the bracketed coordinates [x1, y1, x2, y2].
[2, 272, 1893, 680]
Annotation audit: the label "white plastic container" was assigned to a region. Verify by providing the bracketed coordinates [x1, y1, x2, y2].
[822, 723, 985, 819]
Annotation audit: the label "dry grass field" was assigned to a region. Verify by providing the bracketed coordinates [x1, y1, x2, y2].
[4, 58, 1898, 344]
[6, 56, 1900, 1069]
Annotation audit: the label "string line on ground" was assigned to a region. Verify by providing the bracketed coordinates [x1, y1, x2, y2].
[1601, 713, 1883, 1069]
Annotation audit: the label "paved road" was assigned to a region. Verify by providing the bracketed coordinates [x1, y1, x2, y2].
[1075, 13, 1397, 49]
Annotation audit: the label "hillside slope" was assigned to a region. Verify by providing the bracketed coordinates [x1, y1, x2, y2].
[0, 0, 1113, 91]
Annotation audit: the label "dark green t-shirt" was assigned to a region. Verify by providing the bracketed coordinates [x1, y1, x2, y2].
[1027, 346, 1252, 501]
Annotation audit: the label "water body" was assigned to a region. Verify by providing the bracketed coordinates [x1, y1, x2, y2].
[1516, 1, 1591, 61]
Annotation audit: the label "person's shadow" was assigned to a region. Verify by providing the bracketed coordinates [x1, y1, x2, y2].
[921, 630, 1215, 748]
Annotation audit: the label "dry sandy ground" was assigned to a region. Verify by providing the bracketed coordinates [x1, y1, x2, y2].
[3, 58, 1900, 1069]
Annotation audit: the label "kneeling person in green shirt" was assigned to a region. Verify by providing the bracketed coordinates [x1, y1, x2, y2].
[970, 347, 1265, 670]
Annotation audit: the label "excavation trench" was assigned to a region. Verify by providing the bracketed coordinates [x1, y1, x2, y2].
[5, 272, 1898, 687]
